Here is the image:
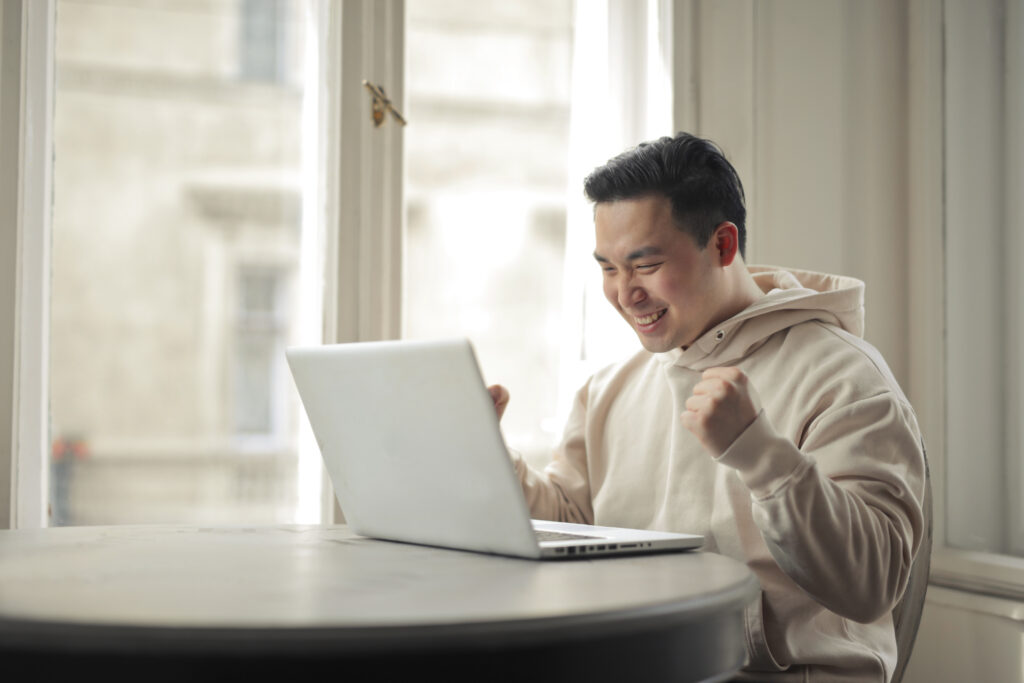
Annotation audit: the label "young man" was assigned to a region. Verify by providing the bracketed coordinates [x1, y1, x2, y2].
[492, 133, 927, 682]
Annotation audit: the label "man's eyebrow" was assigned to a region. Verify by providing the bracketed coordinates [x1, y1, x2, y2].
[592, 246, 665, 263]
[626, 246, 664, 260]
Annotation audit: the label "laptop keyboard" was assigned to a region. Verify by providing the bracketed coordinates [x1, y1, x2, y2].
[534, 529, 603, 543]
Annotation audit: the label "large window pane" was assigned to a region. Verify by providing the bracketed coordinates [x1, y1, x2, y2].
[49, 0, 320, 525]
[403, 0, 576, 465]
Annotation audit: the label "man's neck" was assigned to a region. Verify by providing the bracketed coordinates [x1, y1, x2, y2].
[689, 263, 764, 348]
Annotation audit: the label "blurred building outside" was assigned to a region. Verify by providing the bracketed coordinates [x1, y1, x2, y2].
[404, 0, 578, 470]
[49, 0, 598, 524]
[51, 0, 311, 525]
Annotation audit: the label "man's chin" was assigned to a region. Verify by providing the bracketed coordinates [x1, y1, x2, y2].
[635, 335, 678, 355]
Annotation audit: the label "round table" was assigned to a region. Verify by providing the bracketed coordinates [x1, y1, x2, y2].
[0, 525, 759, 682]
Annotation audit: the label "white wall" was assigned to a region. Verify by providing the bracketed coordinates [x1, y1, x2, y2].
[905, 588, 1024, 682]
[672, 2, 1024, 682]
[675, 0, 909, 385]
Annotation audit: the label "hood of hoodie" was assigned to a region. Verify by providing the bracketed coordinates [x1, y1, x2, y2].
[655, 265, 865, 371]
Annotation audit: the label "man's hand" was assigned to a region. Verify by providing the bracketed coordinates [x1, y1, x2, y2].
[487, 384, 510, 422]
[680, 367, 761, 457]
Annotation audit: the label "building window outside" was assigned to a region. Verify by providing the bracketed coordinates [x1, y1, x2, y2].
[48, 0, 315, 526]
[240, 0, 287, 83]
[234, 269, 289, 438]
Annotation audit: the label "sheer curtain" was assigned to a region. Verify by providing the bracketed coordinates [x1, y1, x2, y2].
[555, 0, 674, 429]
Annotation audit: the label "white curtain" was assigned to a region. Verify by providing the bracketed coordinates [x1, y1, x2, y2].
[555, 0, 675, 423]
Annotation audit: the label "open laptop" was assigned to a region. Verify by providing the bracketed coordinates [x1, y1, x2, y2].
[286, 338, 703, 559]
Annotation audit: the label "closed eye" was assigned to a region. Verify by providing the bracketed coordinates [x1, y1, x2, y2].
[636, 263, 663, 271]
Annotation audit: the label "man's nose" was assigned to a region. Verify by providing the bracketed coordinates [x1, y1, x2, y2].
[618, 274, 646, 308]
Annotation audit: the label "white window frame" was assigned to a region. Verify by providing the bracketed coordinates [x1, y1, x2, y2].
[317, 0, 404, 523]
[324, 0, 403, 347]
[1, 0, 53, 530]
[927, 0, 1024, 600]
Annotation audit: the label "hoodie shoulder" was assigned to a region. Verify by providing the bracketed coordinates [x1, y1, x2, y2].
[772, 318, 909, 408]
[810, 321, 907, 400]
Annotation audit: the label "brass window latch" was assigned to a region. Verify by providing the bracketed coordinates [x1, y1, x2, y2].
[362, 80, 407, 128]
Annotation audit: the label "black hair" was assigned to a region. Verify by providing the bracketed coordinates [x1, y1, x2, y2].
[583, 132, 747, 257]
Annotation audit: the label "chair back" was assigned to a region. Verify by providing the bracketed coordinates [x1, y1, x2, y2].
[890, 447, 933, 683]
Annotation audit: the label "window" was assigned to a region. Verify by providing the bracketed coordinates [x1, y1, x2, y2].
[7, 0, 671, 528]
[935, 0, 1024, 596]
[403, 0, 670, 467]
[404, 0, 578, 464]
[47, 0, 322, 525]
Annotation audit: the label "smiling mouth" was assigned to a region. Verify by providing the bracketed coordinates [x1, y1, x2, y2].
[634, 309, 667, 327]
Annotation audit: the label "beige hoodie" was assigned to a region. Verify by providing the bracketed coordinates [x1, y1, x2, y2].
[512, 266, 927, 683]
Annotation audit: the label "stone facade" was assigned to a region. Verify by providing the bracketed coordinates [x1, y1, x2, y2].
[50, 0, 575, 524]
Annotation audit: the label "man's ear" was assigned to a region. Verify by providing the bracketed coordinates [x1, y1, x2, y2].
[712, 222, 740, 267]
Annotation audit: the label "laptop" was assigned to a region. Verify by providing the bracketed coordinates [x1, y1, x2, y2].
[285, 338, 703, 559]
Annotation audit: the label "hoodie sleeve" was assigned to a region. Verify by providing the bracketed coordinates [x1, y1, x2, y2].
[509, 382, 594, 525]
[715, 392, 926, 624]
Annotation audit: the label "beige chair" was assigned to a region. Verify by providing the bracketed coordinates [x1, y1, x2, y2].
[889, 448, 933, 683]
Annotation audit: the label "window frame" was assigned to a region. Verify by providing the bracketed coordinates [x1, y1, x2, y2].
[318, 0, 404, 524]
[324, 0, 403, 347]
[927, 0, 1024, 600]
[1, 0, 53, 530]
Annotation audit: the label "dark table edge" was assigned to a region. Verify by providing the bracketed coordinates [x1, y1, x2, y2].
[0, 574, 760, 658]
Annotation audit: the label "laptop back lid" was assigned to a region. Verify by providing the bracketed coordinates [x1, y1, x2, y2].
[286, 338, 542, 558]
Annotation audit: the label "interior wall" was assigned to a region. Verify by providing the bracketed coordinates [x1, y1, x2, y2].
[904, 587, 1024, 682]
[673, 2, 1024, 682]
[675, 0, 908, 388]
[905, 0, 1024, 680]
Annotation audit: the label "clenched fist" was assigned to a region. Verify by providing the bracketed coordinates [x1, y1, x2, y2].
[680, 367, 761, 457]
[487, 384, 510, 422]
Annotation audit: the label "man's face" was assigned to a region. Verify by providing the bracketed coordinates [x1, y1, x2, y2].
[593, 195, 721, 353]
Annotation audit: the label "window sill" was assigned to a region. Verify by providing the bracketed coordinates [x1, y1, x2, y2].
[925, 584, 1024, 623]
[931, 547, 1024, 603]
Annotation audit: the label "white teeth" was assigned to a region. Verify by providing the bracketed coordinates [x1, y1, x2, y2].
[635, 310, 665, 325]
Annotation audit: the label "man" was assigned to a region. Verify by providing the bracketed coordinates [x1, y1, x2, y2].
[490, 133, 926, 682]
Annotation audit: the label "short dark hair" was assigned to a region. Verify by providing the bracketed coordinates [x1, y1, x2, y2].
[583, 132, 747, 257]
